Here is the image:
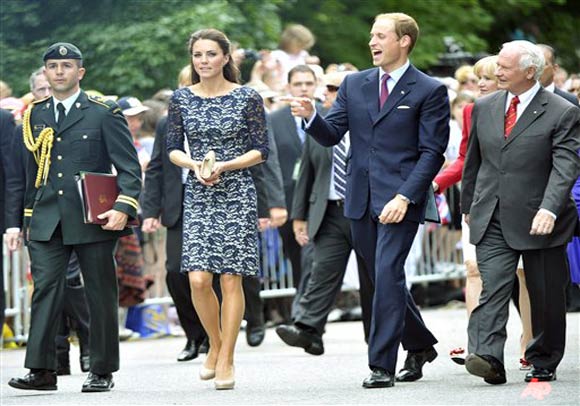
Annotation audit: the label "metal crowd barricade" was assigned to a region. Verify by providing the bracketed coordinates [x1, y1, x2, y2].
[2, 222, 466, 340]
[2, 238, 30, 344]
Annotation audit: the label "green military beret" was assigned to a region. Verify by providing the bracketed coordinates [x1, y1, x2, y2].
[43, 42, 83, 61]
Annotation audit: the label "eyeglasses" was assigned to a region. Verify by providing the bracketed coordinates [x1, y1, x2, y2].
[326, 85, 339, 92]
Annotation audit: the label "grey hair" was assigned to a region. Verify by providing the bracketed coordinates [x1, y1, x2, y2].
[29, 67, 45, 91]
[502, 40, 545, 81]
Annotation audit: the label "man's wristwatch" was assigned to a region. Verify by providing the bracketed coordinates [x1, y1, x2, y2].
[396, 194, 411, 204]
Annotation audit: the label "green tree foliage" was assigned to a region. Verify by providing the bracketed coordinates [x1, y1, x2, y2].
[1, 0, 577, 98]
[279, 0, 493, 71]
[0, 0, 282, 98]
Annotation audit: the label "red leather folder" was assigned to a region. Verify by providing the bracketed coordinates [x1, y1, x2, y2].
[76, 172, 139, 226]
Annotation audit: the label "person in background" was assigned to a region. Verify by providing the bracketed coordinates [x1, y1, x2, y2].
[454, 65, 479, 96]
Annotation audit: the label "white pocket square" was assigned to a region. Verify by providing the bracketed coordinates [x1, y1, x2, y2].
[397, 105, 411, 109]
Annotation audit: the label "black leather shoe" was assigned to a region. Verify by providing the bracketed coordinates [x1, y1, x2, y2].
[80, 354, 90, 372]
[8, 370, 57, 391]
[362, 368, 395, 388]
[275, 324, 324, 355]
[81, 372, 114, 392]
[465, 353, 507, 385]
[396, 347, 438, 382]
[246, 325, 266, 347]
[198, 338, 209, 354]
[525, 366, 557, 382]
[177, 340, 200, 362]
[56, 364, 71, 376]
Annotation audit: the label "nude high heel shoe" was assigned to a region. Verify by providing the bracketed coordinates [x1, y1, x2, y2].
[199, 365, 216, 380]
[200, 150, 216, 180]
[214, 366, 235, 390]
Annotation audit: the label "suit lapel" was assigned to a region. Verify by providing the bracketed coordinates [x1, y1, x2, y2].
[37, 99, 57, 130]
[57, 92, 88, 134]
[490, 92, 506, 141]
[282, 106, 302, 152]
[503, 88, 546, 149]
[363, 69, 380, 123]
[374, 66, 416, 126]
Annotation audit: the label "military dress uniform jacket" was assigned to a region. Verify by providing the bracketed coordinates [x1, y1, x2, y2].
[23, 91, 141, 244]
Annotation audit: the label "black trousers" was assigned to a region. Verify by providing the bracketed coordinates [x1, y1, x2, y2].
[470, 205, 569, 370]
[294, 203, 373, 340]
[25, 227, 118, 374]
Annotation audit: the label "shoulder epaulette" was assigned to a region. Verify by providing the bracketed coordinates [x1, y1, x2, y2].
[31, 96, 50, 105]
[88, 95, 121, 114]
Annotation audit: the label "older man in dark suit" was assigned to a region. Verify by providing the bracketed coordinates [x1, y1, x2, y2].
[462, 40, 580, 384]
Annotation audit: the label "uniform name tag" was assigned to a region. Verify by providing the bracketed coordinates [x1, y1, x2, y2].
[33, 124, 46, 131]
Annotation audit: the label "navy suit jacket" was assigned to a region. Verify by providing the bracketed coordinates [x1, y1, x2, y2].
[307, 65, 450, 221]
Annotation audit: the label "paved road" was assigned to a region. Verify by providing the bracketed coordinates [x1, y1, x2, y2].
[1, 308, 578, 405]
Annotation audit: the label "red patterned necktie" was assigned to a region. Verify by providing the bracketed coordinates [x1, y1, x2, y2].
[379, 73, 390, 110]
[504, 95, 520, 138]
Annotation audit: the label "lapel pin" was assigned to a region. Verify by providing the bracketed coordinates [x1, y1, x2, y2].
[400, 91, 405, 95]
[533, 111, 537, 114]
[75, 102, 81, 109]
[46, 103, 51, 109]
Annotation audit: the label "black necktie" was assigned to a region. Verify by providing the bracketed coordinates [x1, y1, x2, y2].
[56, 103, 66, 129]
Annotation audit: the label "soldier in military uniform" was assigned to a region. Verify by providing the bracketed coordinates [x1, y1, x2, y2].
[8, 42, 141, 393]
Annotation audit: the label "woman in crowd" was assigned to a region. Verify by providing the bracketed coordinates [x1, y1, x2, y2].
[166, 28, 268, 390]
[433, 55, 533, 369]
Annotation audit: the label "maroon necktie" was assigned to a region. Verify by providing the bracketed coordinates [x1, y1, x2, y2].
[379, 73, 390, 110]
[504, 95, 520, 138]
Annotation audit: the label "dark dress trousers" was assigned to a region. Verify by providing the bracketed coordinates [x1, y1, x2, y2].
[306, 66, 448, 373]
[462, 87, 580, 370]
[0, 108, 16, 328]
[20, 92, 141, 374]
[268, 106, 310, 290]
[291, 135, 373, 340]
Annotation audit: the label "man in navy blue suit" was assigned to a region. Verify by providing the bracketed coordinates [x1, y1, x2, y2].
[288, 12, 450, 388]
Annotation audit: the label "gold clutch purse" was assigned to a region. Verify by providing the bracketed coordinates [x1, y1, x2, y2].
[200, 150, 216, 180]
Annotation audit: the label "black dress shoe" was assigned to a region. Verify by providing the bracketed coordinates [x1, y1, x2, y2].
[465, 353, 507, 385]
[275, 324, 324, 355]
[80, 354, 90, 372]
[81, 372, 114, 392]
[396, 347, 438, 382]
[177, 340, 200, 362]
[525, 366, 557, 382]
[8, 370, 57, 391]
[362, 368, 395, 388]
[198, 338, 209, 354]
[246, 325, 266, 347]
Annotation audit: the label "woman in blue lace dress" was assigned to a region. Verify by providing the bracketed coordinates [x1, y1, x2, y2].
[167, 29, 268, 390]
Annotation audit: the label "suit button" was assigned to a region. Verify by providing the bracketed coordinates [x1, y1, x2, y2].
[58, 190, 63, 195]
[82, 135, 88, 139]
[57, 155, 62, 160]
[58, 173, 63, 178]
[500, 170, 505, 175]
[370, 148, 376, 154]
[56, 137, 62, 142]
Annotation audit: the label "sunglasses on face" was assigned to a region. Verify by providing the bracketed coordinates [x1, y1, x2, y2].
[326, 85, 339, 92]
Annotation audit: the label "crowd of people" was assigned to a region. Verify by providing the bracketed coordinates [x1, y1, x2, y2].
[1, 10, 579, 395]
